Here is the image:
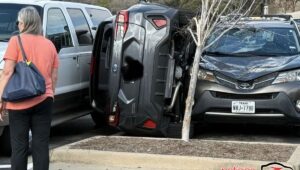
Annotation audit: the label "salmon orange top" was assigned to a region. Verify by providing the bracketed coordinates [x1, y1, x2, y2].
[4, 34, 59, 110]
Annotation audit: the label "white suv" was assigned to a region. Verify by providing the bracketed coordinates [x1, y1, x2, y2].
[0, 0, 112, 155]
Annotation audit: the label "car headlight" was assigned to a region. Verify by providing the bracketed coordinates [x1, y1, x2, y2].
[198, 69, 217, 82]
[272, 69, 300, 84]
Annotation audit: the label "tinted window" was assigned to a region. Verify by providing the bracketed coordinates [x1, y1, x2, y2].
[0, 4, 42, 42]
[67, 8, 93, 45]
[46, 8, 73, 52]
[206, 27, 300, 56]
[85, 8, 111, 26]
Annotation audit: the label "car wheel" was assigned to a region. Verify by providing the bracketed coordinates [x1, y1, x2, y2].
[178, 10, 195, 26]
[91, 111, 108, 127]
[0, 126, 11, 156]
[294, 126, 300, 137]
[166, 122, 194, 138]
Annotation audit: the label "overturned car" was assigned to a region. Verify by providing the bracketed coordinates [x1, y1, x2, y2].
[90, 0, 300, 137]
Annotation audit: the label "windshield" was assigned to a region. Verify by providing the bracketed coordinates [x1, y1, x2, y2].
[0, 4, 42, 42]
[205, 26, 300, 56]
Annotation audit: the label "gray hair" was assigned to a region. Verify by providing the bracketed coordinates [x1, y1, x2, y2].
[18, 6, 42, 35]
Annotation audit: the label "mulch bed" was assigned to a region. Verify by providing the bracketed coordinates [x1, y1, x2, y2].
[70, 136, 296, 162]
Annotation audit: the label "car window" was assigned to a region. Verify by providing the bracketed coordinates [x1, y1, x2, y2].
[206, 26, 300, 56]
[46, 8, 73, 52]
[67, 8, 93, 46]
[85, 8, 111, 26]
[0, 4, 42, 42]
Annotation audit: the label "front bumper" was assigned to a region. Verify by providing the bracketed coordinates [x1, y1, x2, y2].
[193, 81, 300, 124]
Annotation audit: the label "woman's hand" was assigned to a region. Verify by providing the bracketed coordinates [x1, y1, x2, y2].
[0, 102, 5, 121]
[0, 59, 17, 121]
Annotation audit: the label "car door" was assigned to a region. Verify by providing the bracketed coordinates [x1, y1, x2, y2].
[66, 7, 93, 97]
[43, 4, 81, 111]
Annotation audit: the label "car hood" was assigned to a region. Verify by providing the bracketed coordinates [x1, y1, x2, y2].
[200, 55, 300, 81]
[0, 42, 8, 69]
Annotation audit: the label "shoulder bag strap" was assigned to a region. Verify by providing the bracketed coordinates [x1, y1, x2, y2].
[17, 35, 28, 62]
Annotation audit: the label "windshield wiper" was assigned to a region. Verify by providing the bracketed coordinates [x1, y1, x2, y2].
[203, 51, 253, 57]
[232, 51, 283, 57]
[203, 51, 236, 56]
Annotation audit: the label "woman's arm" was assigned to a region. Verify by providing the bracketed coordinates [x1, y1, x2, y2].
[0, 60, 16, 121]
[51, 68, 58, 95]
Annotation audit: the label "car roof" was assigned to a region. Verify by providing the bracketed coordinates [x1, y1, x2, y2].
[0, 0, 110, 12]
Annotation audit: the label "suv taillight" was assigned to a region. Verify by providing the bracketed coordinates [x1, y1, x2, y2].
[115, 10, 129, 39]
[152, 18, 167, 28]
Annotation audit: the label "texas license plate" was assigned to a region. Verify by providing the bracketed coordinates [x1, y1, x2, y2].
[231, 101, 255, 113]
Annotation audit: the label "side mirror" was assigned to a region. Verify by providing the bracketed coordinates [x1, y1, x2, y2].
[121, 57, 144, 81]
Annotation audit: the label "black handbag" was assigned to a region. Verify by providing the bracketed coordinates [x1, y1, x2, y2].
[2, 35, 46, 102]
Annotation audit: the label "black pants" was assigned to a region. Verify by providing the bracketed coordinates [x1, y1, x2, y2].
[8, 97, 53, 170]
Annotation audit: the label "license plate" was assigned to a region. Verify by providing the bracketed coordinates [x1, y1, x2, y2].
[232, 101, 255, 113]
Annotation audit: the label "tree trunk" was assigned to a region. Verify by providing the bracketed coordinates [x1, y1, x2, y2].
[182, 46, 202, 142]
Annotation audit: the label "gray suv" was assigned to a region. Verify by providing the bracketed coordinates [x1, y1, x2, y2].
[196, 16, 300, 131]
[0, 0, 111, 155]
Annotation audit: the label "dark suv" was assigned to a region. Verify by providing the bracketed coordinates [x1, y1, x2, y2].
[90, 2, 193, 137]
[90, 0, 300, 136]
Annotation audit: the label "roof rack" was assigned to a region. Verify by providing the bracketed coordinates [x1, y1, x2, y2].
[262, 15, 292, 21]
[262, 15, 300, 35]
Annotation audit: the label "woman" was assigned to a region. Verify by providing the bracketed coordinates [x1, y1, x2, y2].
[0, 6, 59, 170]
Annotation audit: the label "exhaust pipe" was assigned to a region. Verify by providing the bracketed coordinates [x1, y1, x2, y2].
[166, 82, 182, 111]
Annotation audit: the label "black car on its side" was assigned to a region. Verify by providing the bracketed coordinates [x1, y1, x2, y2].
[90, 0, 300, 137]
[90, 2, 194, 137]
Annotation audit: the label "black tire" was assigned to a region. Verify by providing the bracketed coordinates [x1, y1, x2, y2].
[166, 122, 194, 138]
[178, 10, 195, 26]
[294, 126, 300, 137]
[0, 126, 11, 156]
[91, 111, 108, 127]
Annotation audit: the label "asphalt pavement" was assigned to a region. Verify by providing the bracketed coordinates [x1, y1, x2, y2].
[1, 116, 300, 170]
[0, 114, 118, 170]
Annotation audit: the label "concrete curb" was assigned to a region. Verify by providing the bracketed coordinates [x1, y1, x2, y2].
[50, 136, 300, 170]
[288, 146, 300, 170]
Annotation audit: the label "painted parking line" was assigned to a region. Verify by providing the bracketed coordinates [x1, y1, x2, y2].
[0, 163, 33, 170]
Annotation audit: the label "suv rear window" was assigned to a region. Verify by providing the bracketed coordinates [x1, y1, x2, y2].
[0, 4, 42, 42]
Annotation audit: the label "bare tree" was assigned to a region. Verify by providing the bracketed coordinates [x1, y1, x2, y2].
[181, 0, 256, 142]
[270, 0, 300, 13]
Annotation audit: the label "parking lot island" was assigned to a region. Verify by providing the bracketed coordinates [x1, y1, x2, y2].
[50, 136, 300, 170]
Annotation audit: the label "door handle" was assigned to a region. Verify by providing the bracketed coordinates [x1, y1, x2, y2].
[76, 56, 79, 67]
